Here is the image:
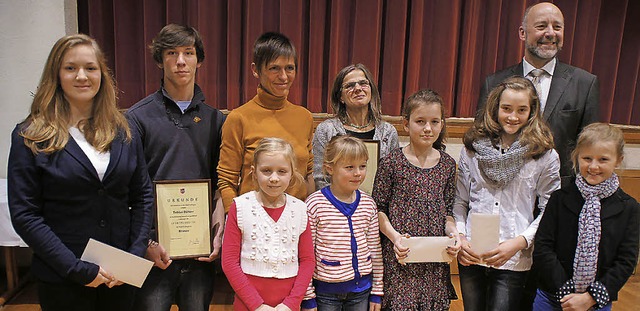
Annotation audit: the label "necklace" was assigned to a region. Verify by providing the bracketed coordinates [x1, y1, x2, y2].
[499, 137, 512, 154]
[345, 111, 372, 130]
[347, 120, 372, 130]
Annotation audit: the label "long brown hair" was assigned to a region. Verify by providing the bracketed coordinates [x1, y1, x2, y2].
[21, 34, 130, 154]
[464, 76, 553, 158]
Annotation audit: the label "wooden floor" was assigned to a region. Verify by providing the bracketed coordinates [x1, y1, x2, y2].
[1, 271, 639, 311]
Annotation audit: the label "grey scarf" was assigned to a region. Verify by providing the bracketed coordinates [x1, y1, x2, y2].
[472, 137, 528, 187]
[573, 174, 619, 292]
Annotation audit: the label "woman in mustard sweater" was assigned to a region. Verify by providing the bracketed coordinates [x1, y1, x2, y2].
[217, 32, 315, 211]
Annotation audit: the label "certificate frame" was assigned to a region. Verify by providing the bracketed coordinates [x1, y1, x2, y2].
[154, 179, 212, 259]
[360, 140, 380, 194]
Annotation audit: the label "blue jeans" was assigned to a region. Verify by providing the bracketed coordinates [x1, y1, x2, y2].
[316, 288, 370, 311]
[133, 260, 214, 311]
[533, 289, 612, 311]
[458, 264, 527, 311]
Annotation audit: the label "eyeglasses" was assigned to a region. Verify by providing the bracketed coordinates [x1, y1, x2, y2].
[342, 80, 371, 92]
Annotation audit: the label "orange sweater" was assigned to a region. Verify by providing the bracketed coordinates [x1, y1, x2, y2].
[217, 88, 314, 211]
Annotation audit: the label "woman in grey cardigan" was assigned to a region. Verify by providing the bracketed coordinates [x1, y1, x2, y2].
[312, 63, 399, 189]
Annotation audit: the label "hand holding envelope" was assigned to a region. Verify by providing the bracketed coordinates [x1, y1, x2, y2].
[458, 235, 483, 266]
[481, 235, 528, 268]
[85, 266, 119, 288]
[81, 238, 154, 288]
[458, 213, 506, 267]
[392, 234, 411, 264]
[446, 233, 462, 257]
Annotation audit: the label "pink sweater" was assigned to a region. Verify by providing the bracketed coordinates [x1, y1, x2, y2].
[304, 190, 384, 299]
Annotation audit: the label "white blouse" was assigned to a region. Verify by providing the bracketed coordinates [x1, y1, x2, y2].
[69, 127, 110, 181]
[453, 147, 560, 271]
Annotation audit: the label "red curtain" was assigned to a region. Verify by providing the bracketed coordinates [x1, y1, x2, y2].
[78, 0, 640, 125]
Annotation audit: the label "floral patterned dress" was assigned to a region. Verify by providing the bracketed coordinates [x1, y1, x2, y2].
[372, 147, 457, 310]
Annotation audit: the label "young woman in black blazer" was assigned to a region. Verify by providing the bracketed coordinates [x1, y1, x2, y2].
[8, 34, 153, 311]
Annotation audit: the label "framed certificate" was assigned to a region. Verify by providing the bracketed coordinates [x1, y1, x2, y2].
[360, 140, 380, 194]
[154, 179, 212, 259]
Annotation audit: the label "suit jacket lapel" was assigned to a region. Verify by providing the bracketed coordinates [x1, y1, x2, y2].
[543, 62, 570, 120]
[515, 62, 524, 76]
[64, 135, 100, 180]
[103, 135, 123, 182]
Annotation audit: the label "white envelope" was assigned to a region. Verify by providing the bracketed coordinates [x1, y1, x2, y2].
[81, 238, 154, 288]
[469, 213, 500, 254]
[401, 236, 454, 263]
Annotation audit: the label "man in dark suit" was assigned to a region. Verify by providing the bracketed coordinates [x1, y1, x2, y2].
[478, 2, 599, 179]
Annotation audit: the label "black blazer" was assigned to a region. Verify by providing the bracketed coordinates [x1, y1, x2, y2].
[533, 181, 640, 301]
[8, 124, 153, 285]
[478, 61, 600, 178]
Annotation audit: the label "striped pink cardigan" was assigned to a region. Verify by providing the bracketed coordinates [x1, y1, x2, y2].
[304, 190, 384, 299]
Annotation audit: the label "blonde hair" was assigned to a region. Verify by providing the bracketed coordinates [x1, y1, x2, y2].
[571, 123, 625, 173]
[20, 34, 130, 154]
[464, 76, 553, 159]
[251, 137, 304, 192]
[402, 89, 448, 151]
[322, 135, 369, 178]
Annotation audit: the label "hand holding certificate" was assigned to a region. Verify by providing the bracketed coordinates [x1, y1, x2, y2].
[155, 179, 213, 259]
[400, 236, 455, 263]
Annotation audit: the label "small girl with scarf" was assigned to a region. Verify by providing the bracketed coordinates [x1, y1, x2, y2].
[533, 123, 639, 311]
[453, 76, 561, 310]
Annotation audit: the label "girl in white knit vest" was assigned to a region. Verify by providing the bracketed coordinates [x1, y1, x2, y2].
[302, 135, 383, 311]
[222, 137, 315, 311]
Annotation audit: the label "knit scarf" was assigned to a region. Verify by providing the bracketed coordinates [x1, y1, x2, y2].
[573, 173, 619, 292]
[472, 137, 528, 187]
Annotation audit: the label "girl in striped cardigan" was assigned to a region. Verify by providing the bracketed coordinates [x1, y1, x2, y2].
[302, 135, 383, 311]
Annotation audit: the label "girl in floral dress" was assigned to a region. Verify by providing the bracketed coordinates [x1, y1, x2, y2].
[373, 89, 460, 310]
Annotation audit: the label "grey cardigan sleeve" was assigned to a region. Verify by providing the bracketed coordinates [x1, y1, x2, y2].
[311, 120, 340, 190]
[375, 121, 399, 159]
